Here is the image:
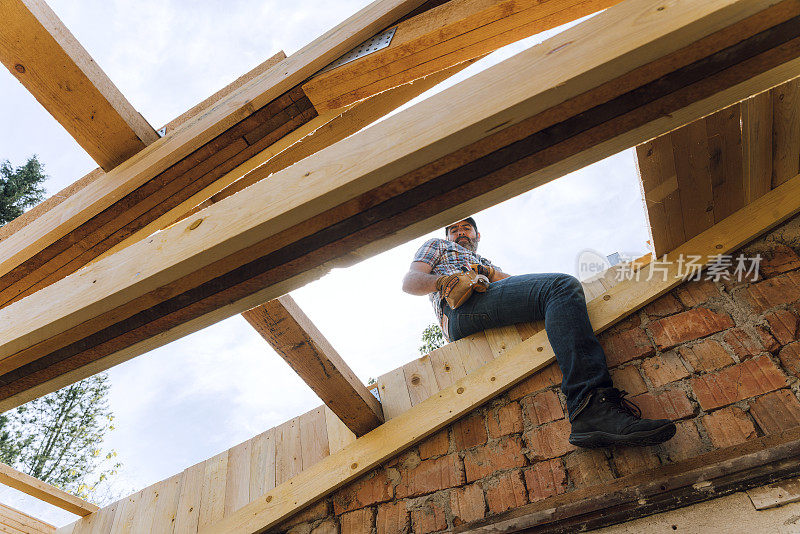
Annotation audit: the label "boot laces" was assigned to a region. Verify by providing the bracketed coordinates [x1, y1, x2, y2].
[601, 388, 642, 419]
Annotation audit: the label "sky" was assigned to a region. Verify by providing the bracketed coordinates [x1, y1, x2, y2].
[0, 1, 651, 527]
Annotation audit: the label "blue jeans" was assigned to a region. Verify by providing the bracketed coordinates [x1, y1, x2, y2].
[442, 273, 613, 414]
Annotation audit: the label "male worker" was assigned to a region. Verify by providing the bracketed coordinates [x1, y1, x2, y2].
[402, 217, 676, 448]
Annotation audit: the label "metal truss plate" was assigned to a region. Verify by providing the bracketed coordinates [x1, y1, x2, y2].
[319, 27, 397, 74]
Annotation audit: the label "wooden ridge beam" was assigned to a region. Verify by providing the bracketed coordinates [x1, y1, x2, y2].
[242, 296, 384, 437]
[0, 0, 158, 170]
[200, 173, 800, 533]
[302, 0, 621, 111]
[1, 0, 800, 408]
[0, 0, 430, 311]
[0, 462, 98, 516]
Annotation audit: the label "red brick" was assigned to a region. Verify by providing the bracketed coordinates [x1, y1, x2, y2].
[487, 402, 524, 439]
[760, 245, 800, 277]
[333, 470, 393, 514]
[485, 471, 528, 515]
[648, 308, 734, 350]
[691, 354, 787, 410]
[521, 390, 564, 426]
[765, 309, 799, 346]
[507, 363, 562, 400]
[376, 501, 408, 534]
[449, 484, 485, 526]
[410, 500, 446, 534]
[702, 406, 757, 449]
[600, 327, 655, 366]
[463, 435, 527, 482]
[779, 342, 800, 377]
[662, 420, 709, 463]
[643, 293, 684, 318]
[612, 447, 661, 477]
[395, 455, 465, 499]
[631, 389, 693, 420]
[523, 418, 576, 461]
[419, 429, 449, 460]
[678, 340, 734, 372]
[609, 365, 648, 395]
[640, 352, 690, 387]
[749, 389, 800, 434]
[340, 507, 373, 534]
[523, 459, 568, 502]
[743, 271, 800, 312]
[723, 327, 777, 359]
[564, 450, 614, 488]
[452, 414, 487, 450]
[676, 279, 720, 307]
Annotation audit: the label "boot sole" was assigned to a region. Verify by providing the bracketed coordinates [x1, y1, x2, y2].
[569, 423, 677, 448]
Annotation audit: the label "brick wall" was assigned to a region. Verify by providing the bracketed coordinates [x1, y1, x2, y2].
[274, 214, 800, 534]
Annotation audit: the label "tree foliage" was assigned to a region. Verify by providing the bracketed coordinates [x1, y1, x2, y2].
[419, 323, 446, 355]
[0, 156, 47, 226]
[0, 156, 120, 501]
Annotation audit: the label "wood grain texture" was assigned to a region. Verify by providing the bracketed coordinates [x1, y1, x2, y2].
[0, 462, 98, 516]
[0, 0, 157, 170]
[242, 296, 383, 436]
[4, 0, 800, 409]
[0, 502, 54, 534]
[772, 78, 800, 187]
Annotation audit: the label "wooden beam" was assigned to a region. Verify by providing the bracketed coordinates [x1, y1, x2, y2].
[1, 0, 800, 408]
[200, 172, 800, 534]
[0, 0, 158, 170]
[0, 462, 98, 516]
[0, 501, 55, 534]
[302, 0, 621, 111]
[242, 296, 384, 437]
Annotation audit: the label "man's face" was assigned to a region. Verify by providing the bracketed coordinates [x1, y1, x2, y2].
[447, 220, 480, 252]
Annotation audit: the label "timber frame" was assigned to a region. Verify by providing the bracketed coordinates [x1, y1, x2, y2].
[2, 0, 800, 532]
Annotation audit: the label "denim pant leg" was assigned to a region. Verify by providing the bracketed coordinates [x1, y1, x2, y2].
[443, 273, 613, 414]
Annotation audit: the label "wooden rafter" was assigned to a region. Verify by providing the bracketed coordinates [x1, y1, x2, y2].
[242, 296, 384, 437]
[0, 462, 98, 516]
[0, 0, 158, 170]
[302, 0, 620, 111]
[1, 0, 800, 409]
[201, 172, 800, 534]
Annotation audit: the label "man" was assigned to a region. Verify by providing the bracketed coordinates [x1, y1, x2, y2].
[402, 217, 676, 448]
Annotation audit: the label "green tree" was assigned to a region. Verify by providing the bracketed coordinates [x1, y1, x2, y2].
[419, 323, 446, 355]
[0, 156, 47, 226]
[0, 156, 120, 501]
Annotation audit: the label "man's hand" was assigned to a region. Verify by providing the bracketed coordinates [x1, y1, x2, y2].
[436, 271, 490, 309]
[469, 263, 496, 281]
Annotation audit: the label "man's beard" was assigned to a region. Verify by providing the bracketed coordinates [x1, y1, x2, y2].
[455, 236, 478, 251]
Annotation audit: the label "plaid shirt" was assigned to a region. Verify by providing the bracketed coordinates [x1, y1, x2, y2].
[412, 238, 499, 331]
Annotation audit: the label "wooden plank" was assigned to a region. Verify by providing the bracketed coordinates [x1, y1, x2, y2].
[150, 474, 183, 534]
[376, 367, 412, 420]
[201, 174, 800, 534]
[0, 0, 429, 309]
[0, 503, 54, 534]
[742, 90, 774, 202]
[324, 406, 357, 455]
[303, 0, 621, 111]
[428, 343, 468, 389]
[484, 325, 524, 358]
[109, 489, 142, 533]
[670, 117, 715, 239]
[402, 355, 439, 406]
[242, 296, 383, 436]
[275, 418, 302, 486]
[173, 461, 205, 534]
[198, 452, 228, 528]
[0, 462, 98, 516]
[299, 407, 330, 470]
[248, 429, 277, 501]
[225, 440, 252, 517]
[772, 78, 800, 187]
[0, 0, 158, 170]
[4, 0, 800, 409]
[705, 102, 746, 222]
[453, 333, 494, 373]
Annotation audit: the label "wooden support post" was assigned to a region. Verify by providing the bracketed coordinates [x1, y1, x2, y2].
[0, 0, 158, 170]
[1, 0, 800, 408]
[242, 296, 383, 437]
[0, 462, 99, 516]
